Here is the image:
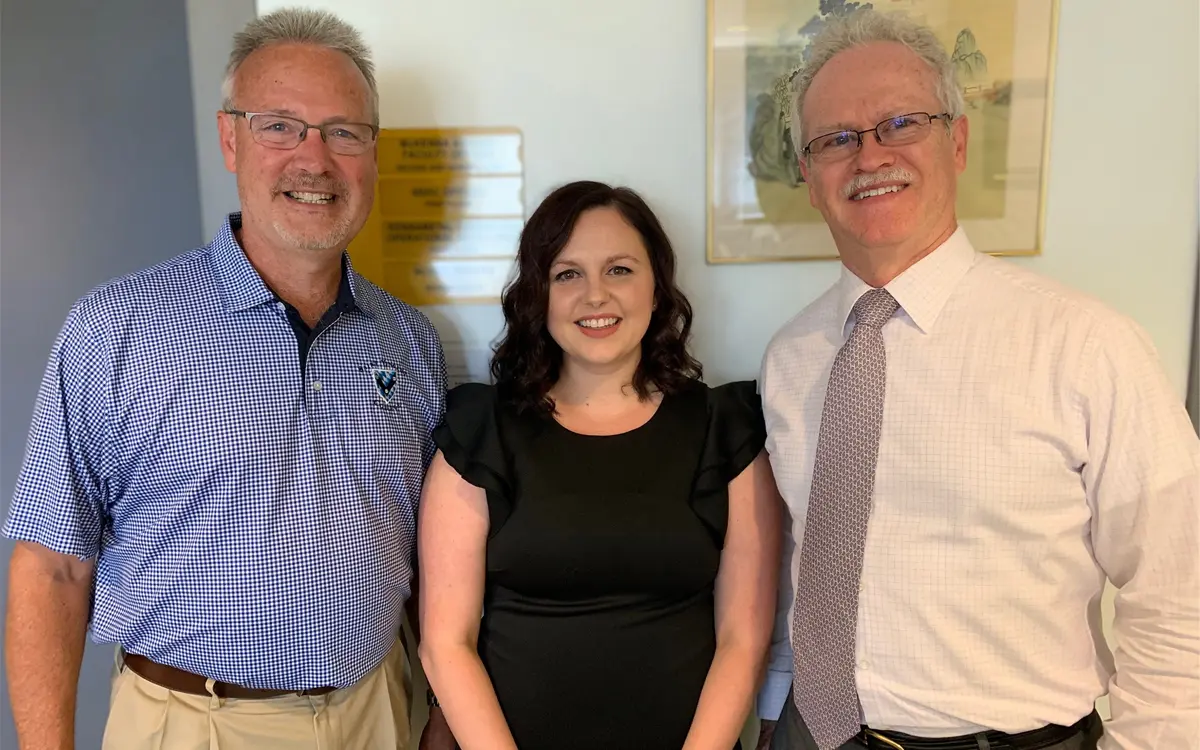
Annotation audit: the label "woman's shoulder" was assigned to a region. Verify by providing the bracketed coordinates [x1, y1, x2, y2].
[434, 382, 513, 500]
[684, 379, 767, 544]
[658, 378, 765, 453]
[445, 380, 499, 413]
[706, 378, 760, 405]
[439, 382, 502, 442]
[676, 378, 763, 421]
[691, 378, 766, 470]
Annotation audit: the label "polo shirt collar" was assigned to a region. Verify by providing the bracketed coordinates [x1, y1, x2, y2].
[208, 212, 376, 319]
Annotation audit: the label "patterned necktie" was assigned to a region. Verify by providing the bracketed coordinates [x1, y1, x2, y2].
[791, 287, 898, 750]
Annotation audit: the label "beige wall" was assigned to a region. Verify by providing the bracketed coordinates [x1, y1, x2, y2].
[251, 0, 1199, 742]
[257, 0, 1198, 395]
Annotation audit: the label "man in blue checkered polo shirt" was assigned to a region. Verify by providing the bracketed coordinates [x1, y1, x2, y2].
[3, 8, 456, 750]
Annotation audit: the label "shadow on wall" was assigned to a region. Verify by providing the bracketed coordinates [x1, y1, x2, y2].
[1, 0, 205, 746]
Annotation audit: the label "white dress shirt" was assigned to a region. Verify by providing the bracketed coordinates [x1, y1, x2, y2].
[758, 227, 1200, 749]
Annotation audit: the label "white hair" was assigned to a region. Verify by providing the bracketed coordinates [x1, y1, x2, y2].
[787, 10, 964, 156]
[222, 7, 379, 125]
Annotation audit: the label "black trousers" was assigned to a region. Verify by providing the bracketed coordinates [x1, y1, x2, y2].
[769, 691, 1102, 750]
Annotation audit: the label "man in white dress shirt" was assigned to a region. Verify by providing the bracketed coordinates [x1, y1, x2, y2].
[756, 9, 1200, 750]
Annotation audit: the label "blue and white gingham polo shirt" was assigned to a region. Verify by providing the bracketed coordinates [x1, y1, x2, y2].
[4, 213, 446, 690]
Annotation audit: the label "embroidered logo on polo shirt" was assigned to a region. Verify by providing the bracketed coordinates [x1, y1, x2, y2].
[371, 367, 398, 404]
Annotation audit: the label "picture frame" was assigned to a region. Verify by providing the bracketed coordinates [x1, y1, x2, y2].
[705, 0, 1061, 263]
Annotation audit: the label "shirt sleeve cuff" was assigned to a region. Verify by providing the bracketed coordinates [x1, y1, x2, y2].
[757, 669, 792, 720]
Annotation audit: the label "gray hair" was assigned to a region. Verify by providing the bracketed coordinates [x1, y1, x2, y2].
[222, 7, 379, 125]
[787, 10, 964, 155]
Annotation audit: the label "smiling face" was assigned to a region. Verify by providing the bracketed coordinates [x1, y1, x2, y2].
[546, 206, 656, 378]
[218, 42, 377, 257]
[799, 41, 968, 262]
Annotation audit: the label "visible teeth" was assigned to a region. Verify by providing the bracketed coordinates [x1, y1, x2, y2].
[578, 317, 619, 329]
[287, 191, 335, 204]
[852, 185, 904, 201]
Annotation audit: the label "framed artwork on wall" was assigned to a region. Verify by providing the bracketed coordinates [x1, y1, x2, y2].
[706, 0, 1060, 263]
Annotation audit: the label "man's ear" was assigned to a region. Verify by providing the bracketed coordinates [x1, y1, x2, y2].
[798, 156, 818, 208]
[218, 111, 238, 173]
[951, 114, 969, 174]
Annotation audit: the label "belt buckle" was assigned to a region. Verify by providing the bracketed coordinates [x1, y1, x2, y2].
[864, 729, 906, 750]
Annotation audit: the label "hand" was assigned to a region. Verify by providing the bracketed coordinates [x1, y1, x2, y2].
[418, 706, 457, 750]
[756, 719, 777, 750]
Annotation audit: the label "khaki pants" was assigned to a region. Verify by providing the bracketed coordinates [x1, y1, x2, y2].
[101, 640, 412, 750]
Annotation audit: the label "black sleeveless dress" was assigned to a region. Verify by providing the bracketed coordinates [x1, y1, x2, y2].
[432, 378, 766, 750]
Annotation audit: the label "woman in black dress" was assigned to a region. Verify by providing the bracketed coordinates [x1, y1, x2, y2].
[417, 181, 782, 750]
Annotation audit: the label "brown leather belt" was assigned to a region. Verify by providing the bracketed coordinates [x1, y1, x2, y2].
[122, 653, 338, 699]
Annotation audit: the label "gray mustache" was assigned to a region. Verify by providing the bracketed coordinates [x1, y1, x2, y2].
[275, 173, 348, 196]
[842, 167, 914, 198]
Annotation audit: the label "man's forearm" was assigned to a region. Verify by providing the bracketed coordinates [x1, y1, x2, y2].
[1101, 613, 1200, 750]
[5, 542, 93, 750]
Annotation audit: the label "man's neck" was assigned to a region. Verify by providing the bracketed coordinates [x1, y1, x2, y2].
[840, 221, 958, 288]
[235, 225, 342, 327]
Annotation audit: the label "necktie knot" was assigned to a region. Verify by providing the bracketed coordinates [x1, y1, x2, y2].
[852, 288, 898, 331]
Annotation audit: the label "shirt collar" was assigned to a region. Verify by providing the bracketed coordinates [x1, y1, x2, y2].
[343, 253, 380, 320]
[331, 259, 357, 314]
[208, 212, 375, 319]
[208, 213, 273, 313]
[835, 225, 978, 337]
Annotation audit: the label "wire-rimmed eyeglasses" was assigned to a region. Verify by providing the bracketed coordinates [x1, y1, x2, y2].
[225, 109, 379, 156]
[802, 112, 953, 162]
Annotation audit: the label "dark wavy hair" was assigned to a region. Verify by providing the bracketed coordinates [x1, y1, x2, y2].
[490, 180, 702, 415]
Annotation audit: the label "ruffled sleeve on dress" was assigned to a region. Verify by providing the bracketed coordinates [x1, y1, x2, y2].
[432, 382, 514, 534]
[690, 380, 768, 547]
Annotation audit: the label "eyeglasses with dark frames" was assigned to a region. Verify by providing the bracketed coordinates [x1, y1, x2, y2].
[224, 109, 379, 156]
[802, 112, 954, 162]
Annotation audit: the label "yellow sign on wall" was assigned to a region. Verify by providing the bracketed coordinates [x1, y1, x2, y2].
[349, 127, 524, 306]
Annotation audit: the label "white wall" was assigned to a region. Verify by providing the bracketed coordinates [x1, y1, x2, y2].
[253, 0, 1199, 398]
[230, 0, 1198, 742]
